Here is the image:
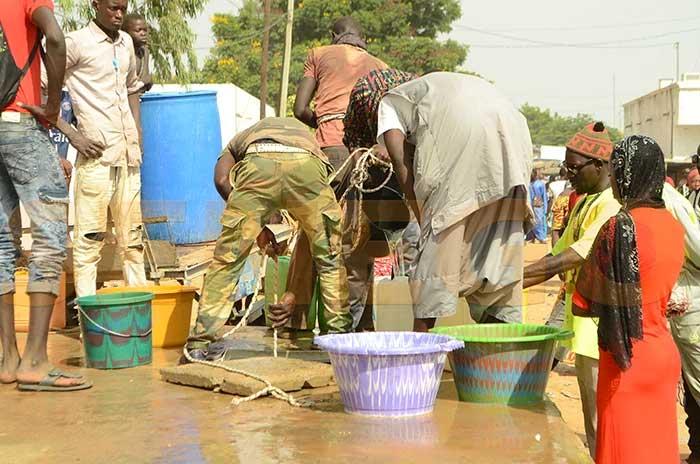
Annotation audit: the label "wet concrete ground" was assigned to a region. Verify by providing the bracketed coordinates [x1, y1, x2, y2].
[0, 330, 591, 464]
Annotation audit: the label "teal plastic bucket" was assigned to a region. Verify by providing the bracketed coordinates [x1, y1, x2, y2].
[431, 324, 573, 405]
[77, 292, 154, 369]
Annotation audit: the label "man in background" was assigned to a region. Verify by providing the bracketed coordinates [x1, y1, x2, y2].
[289, 17, 387, 331]
[548, 167, 568, 204]
[528, 168, 548, 244]
[0, 0, 90, 390]
[59, 0, 148, 297]
[121, 12, 152, 94]
[294, 16, 386, 169]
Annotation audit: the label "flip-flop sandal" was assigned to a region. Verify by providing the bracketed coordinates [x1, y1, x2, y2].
[17, 368, 92, 392]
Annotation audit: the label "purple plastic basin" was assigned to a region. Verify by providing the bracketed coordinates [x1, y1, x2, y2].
[314, 332, 463, 417]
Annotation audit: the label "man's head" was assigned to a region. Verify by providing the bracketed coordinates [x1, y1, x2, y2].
[122, 12, 148, 48]
[693, 143, 700, 172]
[563, 122, 614, 194]
[689, 168, 700, 192]
[564, 149, 609, 194]
[93, 0, 128, 33]
[331, 16, 362, 40]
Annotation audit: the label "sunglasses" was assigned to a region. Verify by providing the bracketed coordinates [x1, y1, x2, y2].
[562, 159, 597, 176]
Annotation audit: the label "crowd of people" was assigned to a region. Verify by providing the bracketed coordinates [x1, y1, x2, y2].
[1, 1, 699, 463]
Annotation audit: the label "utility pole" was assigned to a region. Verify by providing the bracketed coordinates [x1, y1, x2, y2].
[259, 0, 272, 119]
[674, 42, 680, 82]
[278, 0, 295, 116]
[612, 73, 616, 129]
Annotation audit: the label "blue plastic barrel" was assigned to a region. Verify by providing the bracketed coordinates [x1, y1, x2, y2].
[140, 91, 224, 244]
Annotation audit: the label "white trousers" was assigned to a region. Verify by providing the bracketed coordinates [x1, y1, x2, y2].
[73, 158, 146, 297]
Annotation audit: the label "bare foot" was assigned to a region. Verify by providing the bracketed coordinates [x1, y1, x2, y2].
[16, 361, 87, 388]
[0, 350, 20, 384]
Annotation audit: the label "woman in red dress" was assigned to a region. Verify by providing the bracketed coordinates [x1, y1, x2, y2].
[573, 135, 684, 463]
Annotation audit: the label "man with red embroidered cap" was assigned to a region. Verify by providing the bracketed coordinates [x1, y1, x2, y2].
[524, 121, 620, 458]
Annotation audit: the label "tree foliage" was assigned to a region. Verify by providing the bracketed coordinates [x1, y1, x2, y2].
[56, 0, 206, 83]
[201, 0, 468, 113]
[521, 103, 622, 146]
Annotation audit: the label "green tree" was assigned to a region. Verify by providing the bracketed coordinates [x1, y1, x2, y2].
[521, 103, 622, 146]
[56, 0, 206, 82]
[201, 0, 469, 113]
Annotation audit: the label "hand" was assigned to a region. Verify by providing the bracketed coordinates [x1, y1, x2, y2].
[72, 134, 105, 159]
[59, 158, 73, 185]
[268, 292, 296, 328]
[371, 144, 391, 162]
[256, 228, 287, 259]
[17, 102, 59, 126]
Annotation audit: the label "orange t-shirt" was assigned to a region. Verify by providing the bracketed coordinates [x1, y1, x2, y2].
[0, 0, 53, 113]
[303, 44, 386, 147]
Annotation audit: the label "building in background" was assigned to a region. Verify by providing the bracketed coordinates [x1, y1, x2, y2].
[624, 73, 700, 162]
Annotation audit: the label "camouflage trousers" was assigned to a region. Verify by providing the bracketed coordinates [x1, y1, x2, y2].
[187, 150, 351, 350]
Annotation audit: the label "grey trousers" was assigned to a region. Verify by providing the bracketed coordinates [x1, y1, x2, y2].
[575, 354, 599, 459]
[546, 289, 569, 362]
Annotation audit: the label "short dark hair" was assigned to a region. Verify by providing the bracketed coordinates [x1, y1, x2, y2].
[332, 16, 362, 36]
[122, 12, 146, 30]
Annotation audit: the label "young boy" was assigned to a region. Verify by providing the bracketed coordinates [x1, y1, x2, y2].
[122, 12, 152, 93]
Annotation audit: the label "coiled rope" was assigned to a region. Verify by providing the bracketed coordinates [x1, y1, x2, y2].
[334, 147, 395, 255]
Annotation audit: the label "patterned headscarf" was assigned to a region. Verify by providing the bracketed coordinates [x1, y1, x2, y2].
[343, 68, 417, 152]
[575, 135, 666, 370]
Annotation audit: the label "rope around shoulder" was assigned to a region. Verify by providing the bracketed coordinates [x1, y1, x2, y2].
[182, 254, 308, 407]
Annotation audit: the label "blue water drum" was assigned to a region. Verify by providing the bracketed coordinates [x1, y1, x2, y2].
[140, 91, 224, 244]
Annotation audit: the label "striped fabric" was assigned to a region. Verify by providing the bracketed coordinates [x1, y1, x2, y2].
[342, 68, 417, 151]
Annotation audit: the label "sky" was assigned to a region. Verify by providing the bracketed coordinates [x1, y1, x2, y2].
[190, 0, 700, 129]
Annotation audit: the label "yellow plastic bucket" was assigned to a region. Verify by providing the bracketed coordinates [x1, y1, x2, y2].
[97, 284, 196, 347]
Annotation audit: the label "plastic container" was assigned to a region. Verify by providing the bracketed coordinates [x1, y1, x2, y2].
[14, 270, 66, 332]
[98, 285, 196, 347]
[314, 332, 463, 416]
[372, 276, 414, 331]
[431, 324, 573, 405]
[263, 256, 328, 331]
[263, 256, 289, 326]
[140, 91, 224, 244]
[77, 292, 154, 369]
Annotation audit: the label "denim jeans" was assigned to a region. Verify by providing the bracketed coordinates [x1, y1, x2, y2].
[0, 115, 68, 296]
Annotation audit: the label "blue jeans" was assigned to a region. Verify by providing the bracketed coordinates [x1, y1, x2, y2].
[0, 115, 68, 296]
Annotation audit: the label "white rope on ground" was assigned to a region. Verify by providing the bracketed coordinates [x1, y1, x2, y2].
[182, 249, 304, 407]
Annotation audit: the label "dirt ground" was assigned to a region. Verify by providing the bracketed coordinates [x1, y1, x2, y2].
[525, 241, 692, 461]
[0, 241, 691, 463]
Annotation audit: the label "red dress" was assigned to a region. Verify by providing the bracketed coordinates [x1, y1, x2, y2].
[574, 208, 684, 464]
